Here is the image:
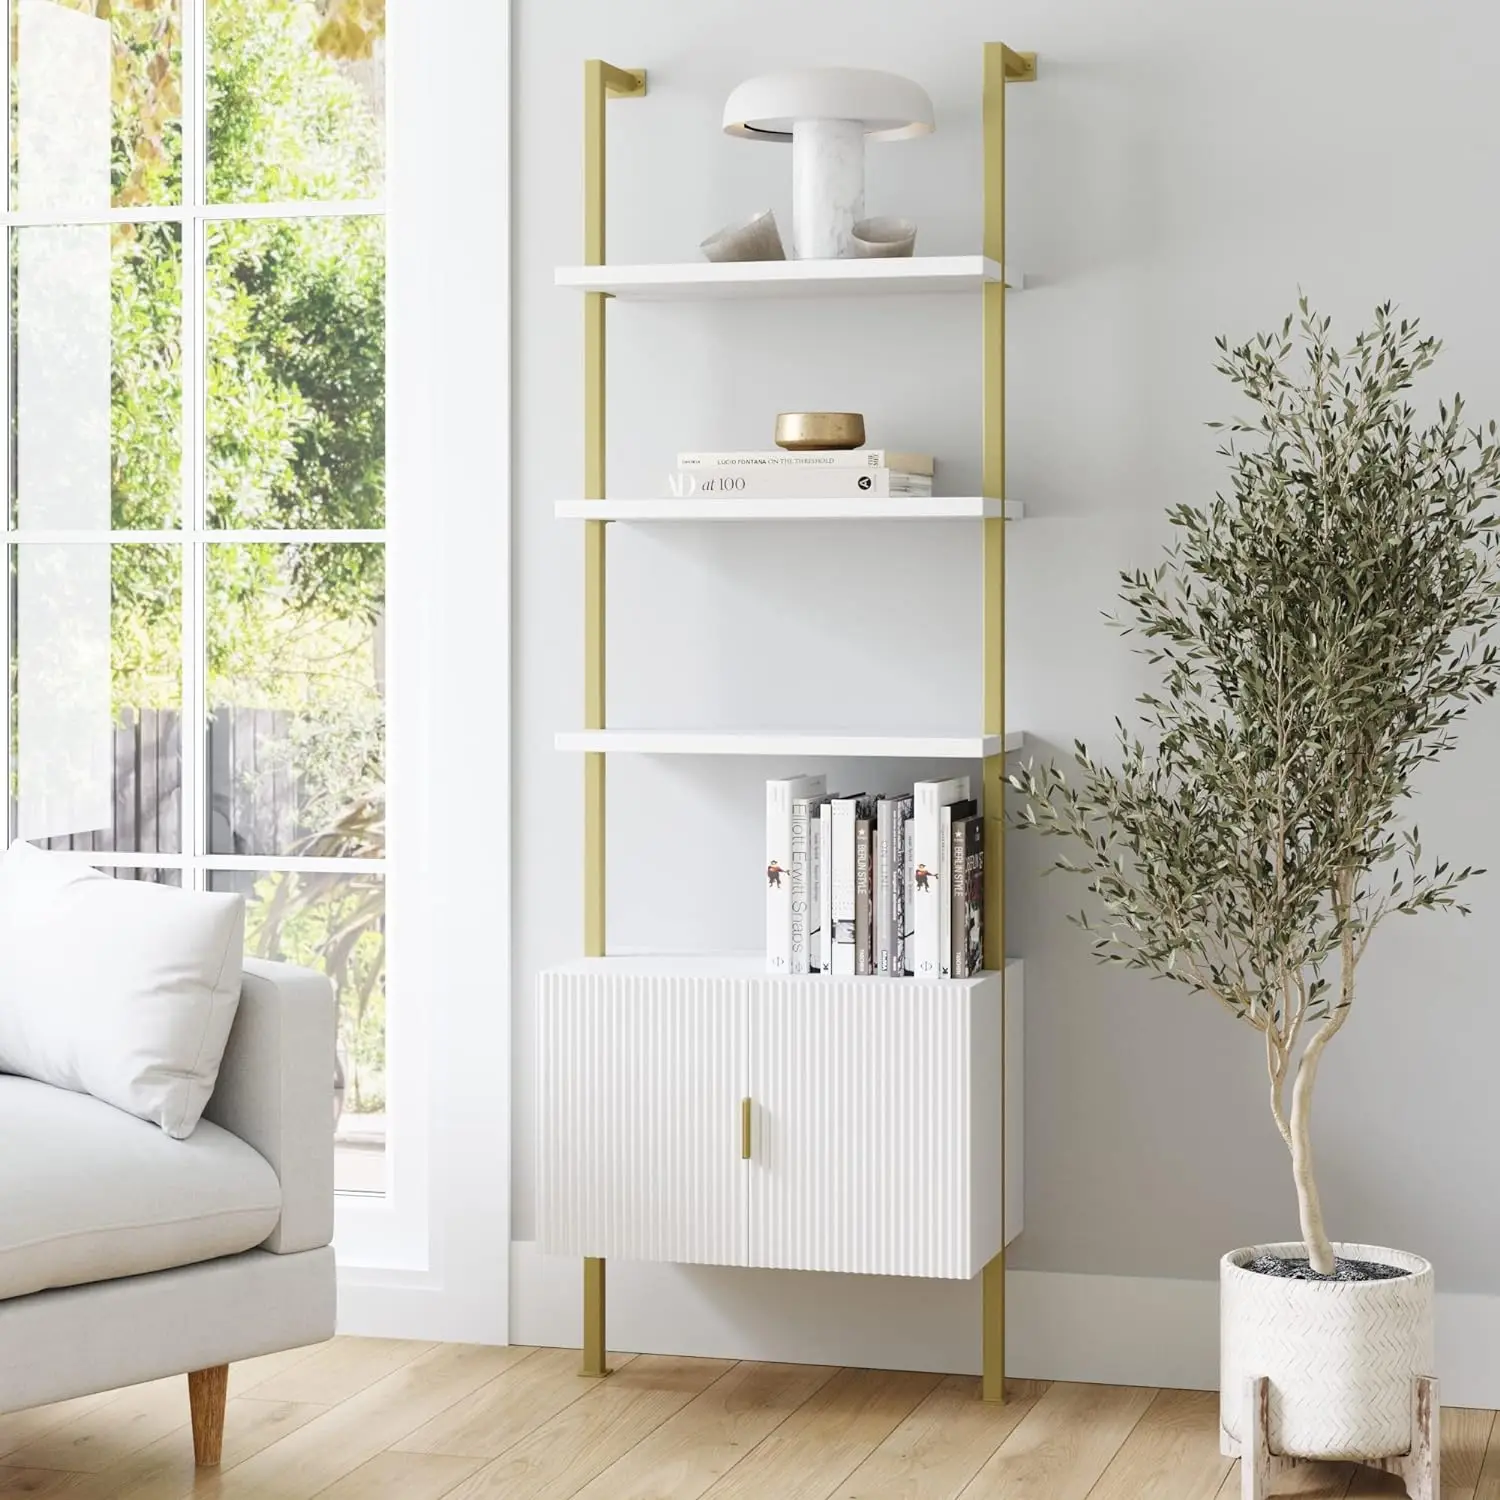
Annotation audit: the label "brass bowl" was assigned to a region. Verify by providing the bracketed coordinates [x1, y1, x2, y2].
[774, 411, 866, 451]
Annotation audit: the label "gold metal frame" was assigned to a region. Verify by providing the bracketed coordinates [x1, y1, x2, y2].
[572, 45, 1033, 1399]
[980, 40, 1035, 1406]
[581, 57, 646, 1380]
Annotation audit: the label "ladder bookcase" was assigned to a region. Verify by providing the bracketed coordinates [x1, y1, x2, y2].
[538, 42, 1035, 1403]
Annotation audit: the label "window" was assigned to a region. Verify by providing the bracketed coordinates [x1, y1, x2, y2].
[9, 0, 388, 1196]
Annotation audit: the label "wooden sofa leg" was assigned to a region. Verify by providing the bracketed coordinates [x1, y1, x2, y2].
[188, 1365, 229, 1466]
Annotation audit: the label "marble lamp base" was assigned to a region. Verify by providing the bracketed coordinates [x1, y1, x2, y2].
[790, 117, 865, 259]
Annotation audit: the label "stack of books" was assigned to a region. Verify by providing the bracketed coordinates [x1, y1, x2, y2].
[766, 774, 984, 981]
[672, 449, 934, 499]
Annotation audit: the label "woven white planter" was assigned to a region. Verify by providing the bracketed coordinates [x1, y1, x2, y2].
[1220, 1242, 1435, 1463]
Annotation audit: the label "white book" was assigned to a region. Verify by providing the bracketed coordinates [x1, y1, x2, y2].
[766, 774, 826, 973]
[668, 468, 930, 500]
[677, 449, 934, 477]
[911, 777, 970, 979]
[808, 796, 827, 971]
[818, 802, 833, 973]
[827, 794, 869, 976]
[938, 804, 955, 978]
[792, 791, 829, 975]
[875, 794, 912, 975]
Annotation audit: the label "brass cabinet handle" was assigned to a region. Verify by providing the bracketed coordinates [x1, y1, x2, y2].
[741, 1097, 752, 1160]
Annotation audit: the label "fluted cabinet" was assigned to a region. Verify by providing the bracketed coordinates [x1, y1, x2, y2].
[537, 957, 1023, 1280]
[536, 962, 746, 1267]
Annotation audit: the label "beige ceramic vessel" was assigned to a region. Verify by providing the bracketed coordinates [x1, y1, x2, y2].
[774, 411, 866, 450]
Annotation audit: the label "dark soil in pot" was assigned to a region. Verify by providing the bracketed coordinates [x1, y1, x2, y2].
[1245, 1254, 1406, 1283]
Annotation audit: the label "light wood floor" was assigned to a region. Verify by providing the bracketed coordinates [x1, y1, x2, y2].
[1, 1338, 1496, 1499]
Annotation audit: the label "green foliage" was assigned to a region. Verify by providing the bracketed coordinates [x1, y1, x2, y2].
[1012, 304, 1500, 1254]
[12, 0, 183, 207]
[109, 222, 182, 704]
[110, 223, 182, 531]
[1014, 302, 1500, 1022]
[206, 0, 381, 204]
[246, 798, 386, 1104]
[243, 848, 385, 1108]
[103, 0, 384, 707]
[205, 216, 385, 541]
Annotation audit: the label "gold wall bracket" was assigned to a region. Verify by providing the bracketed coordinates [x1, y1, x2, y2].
[1001, 48, 1038, 83]
[602, 64, 647, 98]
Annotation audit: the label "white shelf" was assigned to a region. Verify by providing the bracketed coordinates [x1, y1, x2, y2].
[555, 255, 1018, 301]
[555, 496, 1024, 522]
[554, 730, 1025, 758]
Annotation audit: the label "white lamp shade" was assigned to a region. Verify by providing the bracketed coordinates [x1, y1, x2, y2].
[723, 68, 934, 143]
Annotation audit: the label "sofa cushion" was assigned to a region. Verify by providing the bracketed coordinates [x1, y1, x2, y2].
[0, 841, 245, 1138]
[0, 1076, 280, 1302]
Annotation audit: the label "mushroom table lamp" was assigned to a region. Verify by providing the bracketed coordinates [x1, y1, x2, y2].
[722, 68, 934, 261]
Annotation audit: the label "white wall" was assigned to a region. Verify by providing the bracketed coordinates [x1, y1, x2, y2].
[511, 0, 1500, 1392]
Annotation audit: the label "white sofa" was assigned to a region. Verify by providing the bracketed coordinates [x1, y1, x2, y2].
[0, 957, 337, 1464]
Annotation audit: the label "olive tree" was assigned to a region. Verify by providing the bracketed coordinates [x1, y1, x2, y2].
[1012, 303, 1500, 1273]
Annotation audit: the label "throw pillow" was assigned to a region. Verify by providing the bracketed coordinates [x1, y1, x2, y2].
[0, 842, 245, 1138]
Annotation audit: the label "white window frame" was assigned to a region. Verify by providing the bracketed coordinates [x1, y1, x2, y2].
[337, 0, 510, 1336]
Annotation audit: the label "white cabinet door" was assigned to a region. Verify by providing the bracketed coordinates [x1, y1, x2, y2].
[747, 975, 1003, 1279]
[536, 968, 746, 1266]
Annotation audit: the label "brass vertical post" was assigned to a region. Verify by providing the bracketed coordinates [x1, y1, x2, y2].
[980, 40, 1034, 1406]
[582, 1253, 608, 1378]
[580, 58, 645, 1381]
[583, 60, 607, 961]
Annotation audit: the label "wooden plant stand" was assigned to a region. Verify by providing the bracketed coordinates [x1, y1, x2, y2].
[1240, 1375, 1438, 1500]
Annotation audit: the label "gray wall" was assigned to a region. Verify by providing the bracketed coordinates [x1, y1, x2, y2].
[513, 0, 1500, 1313]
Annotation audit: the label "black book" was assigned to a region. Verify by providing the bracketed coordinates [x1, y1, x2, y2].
[951, 813, 985, 978]
[855, 816, 873, 975]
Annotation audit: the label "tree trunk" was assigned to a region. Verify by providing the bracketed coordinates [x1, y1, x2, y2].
[1289, 1021, 1338, 1275]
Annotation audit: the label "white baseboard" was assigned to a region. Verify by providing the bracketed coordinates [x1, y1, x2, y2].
[336, 1264, 509, 1345]
[509, 1241, 1500, 1409]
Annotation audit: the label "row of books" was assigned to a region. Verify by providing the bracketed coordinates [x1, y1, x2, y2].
[671, 449, 935, 499]
[766, 773, 985, 981]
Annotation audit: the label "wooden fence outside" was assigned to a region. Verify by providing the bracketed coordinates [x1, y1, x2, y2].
[35, 705, 302, 861]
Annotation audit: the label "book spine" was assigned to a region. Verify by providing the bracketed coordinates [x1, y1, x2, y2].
[938, 804, 954, 977]
[951, 814, 968, 980]
[766, 779, 792, 973]
[855, 817, 873, 976]
[911, 788, 938, 979]
[789, 795, 815, 975]
[668, 468, 902, 499]
[829, 800, 856, 976]
[874, 801, 892, 975]
[902, 809, 914, 975]
[819, 803, 833, 974]
[961, 817, 985, 978]
[677, 449, 933, 475]
[911, 779, 969, 979]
